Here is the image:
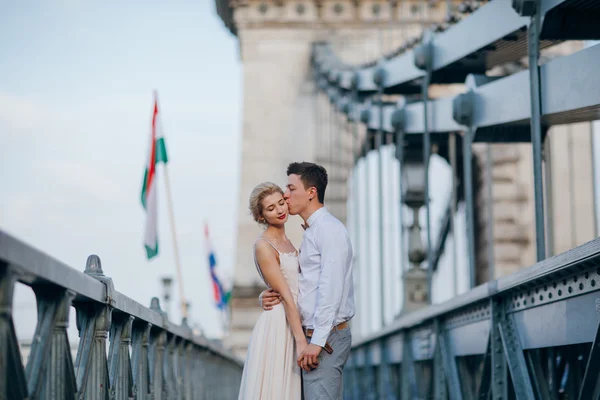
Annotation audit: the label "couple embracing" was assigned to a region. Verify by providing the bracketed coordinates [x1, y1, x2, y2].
[238, 162, 355, 400]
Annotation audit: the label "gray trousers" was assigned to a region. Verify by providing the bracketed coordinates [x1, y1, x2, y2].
[302, 328, 352, 400]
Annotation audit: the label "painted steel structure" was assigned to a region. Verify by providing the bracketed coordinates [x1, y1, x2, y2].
[0, 230, 242, 399]
[311, 0, 600, 397]
[344, 238, 600, 399]
[4, 0, 600, 396]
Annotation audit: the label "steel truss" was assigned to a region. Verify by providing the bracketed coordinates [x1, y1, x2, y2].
[344, 238, 600, 399]
[312, 0, 600, 398]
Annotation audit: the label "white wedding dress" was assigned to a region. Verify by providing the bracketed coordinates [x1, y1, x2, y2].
[237, 238, 302, 400]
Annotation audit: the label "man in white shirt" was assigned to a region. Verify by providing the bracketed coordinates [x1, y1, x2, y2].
[260, 162, 355, 399]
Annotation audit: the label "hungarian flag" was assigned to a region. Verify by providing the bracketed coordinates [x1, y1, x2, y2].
[205, 223, 231, 310]
[141, 93, 169, 259]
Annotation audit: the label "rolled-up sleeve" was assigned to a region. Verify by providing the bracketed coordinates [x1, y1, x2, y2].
[310, 222, 351, 348]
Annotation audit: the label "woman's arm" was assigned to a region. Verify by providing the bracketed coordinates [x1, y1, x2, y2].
[255, 241, 306, 348]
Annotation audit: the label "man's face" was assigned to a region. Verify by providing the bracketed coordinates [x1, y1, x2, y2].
[284, 174, 312, 216]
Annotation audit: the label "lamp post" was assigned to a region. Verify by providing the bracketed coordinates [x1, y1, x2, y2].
[401, 156, 430, 314]
[161, 276, 173, 318]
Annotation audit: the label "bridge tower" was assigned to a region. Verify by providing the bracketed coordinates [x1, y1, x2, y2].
[215, 0, 598, 359]
[216, 0, 452, 358]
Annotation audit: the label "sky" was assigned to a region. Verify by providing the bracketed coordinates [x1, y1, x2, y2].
[3, 0, 599, 350]
[1, 1, 241, 339]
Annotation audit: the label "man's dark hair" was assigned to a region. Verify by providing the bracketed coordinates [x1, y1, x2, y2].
[287, 162, 328, 204]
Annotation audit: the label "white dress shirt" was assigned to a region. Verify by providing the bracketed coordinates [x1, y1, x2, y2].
[298, 207, 355, 348]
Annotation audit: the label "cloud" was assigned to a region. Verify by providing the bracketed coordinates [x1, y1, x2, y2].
[0, 93, 54, 137]
[37, 159, 125, 204]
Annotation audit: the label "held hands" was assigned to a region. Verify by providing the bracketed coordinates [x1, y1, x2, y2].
[259, 288, 282, 310]
[295, 338, 308, 363]
[297, 344, 322, 372]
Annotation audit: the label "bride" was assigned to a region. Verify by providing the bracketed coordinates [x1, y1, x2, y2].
[237, 182, 305, 400]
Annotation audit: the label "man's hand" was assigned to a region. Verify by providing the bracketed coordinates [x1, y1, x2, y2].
[297, 344, 322, 371]
[259, 288, 282, 310]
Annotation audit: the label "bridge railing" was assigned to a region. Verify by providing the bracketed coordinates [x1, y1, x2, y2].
[343, 237, 600, 399]
[0, 230, 242, 399]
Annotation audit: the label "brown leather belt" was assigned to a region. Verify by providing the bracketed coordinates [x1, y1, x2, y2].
[303, 321, 349, 355]
[303, 321, 349, 338]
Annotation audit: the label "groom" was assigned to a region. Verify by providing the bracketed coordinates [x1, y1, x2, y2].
[260, 161, 355, 399]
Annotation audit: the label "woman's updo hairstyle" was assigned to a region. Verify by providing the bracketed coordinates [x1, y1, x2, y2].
[249, 182, 284, 225]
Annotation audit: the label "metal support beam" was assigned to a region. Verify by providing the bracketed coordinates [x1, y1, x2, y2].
[363, 131, 374, 332]
[74, 256, 113, 400]
[477, 339, 492, 399]
[0, 266, 28, 399]
[376, 72, 387, 327]
[164, 335, 178, 398]
[526, 349, 552, 400]
[463, 127, 476, 289]
[437, 320, 464, 400]
[433, 334, 447, 399]
[578, 318, 600, 400]
[377, 340, 395, 399]
[350, 86, 363, 337]
[26, 286, 77, 399]
[131, 321, 152, 400]
[150, 328, 167, 399]
[528, 3, 547, 262]
[396, 129, 406, 276]
[449, 132, 459, 296]
[491, 299, 508, 399]
[108, 313, 134, 399]
[401, 333, 417, 400]
[364, 346, 377, 400]
[497, 306, 536, 399]
[485, 144, 495, 281]
[350, 357, 363, 400]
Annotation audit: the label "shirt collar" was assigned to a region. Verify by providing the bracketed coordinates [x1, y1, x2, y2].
[306, 207, 328, 228]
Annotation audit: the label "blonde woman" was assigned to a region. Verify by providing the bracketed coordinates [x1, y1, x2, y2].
[238, 182, 305, 400]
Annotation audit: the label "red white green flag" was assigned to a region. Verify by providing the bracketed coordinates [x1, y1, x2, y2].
[141, 94, 169, 259]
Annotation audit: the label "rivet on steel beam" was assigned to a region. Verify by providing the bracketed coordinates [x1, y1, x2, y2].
[329, 70, 340, 85]
[512, 0, 536, 16]
[373, 66, 387, 88]
[350, 72, 361, 90]
[413, 32, 434, 71]
[328, 90, 339, 103]
[360, 108, 371, 124]
[452, 90, 475, 127]
[318, 78, 328, 91]
[342, 102, 352, 115]
[391, 108, 405, 132]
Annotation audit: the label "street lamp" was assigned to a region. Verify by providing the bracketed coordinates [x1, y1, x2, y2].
[400, 156, 429, 314]
[161, 276, 173, 318]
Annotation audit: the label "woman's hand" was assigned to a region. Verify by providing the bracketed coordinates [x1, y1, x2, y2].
[295, 337, 308, 362]
[259, 288, 282, 310]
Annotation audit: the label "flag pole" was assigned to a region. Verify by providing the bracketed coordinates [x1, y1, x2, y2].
[155, 91, 188, 319]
